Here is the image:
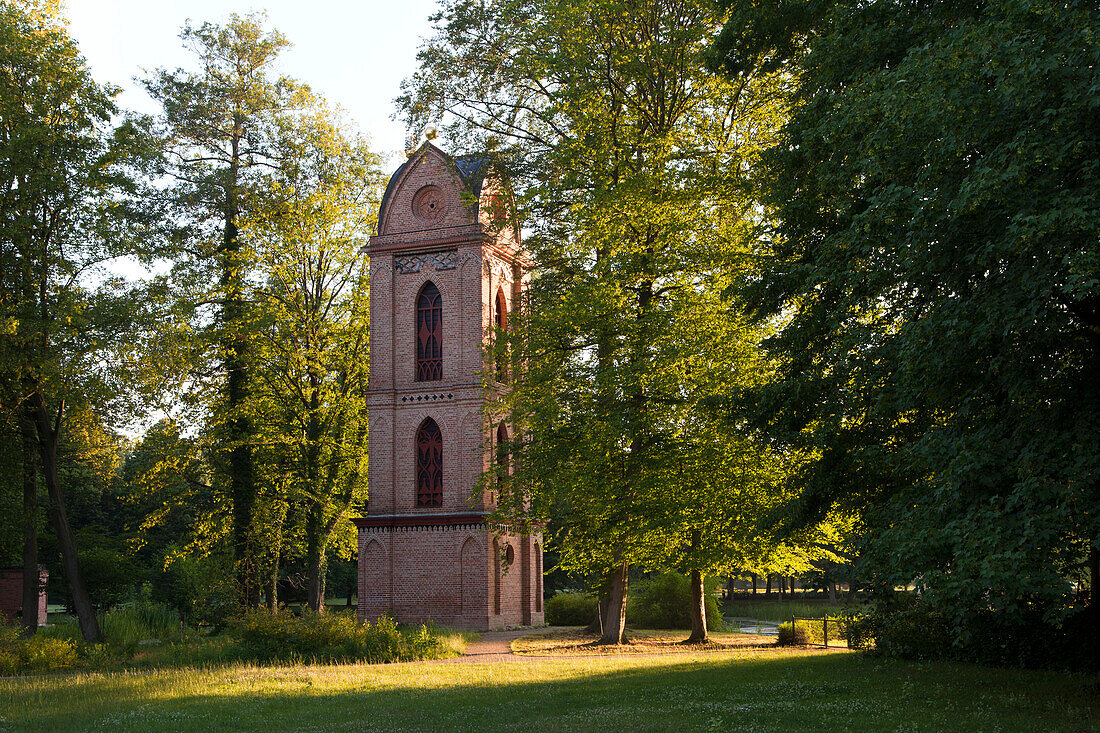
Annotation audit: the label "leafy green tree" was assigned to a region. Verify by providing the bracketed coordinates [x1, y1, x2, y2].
[404, 0, 788, 643]
[711, 0, 1100, 635]
[144, 14, 304, 606]
[0, 3, 162, 641]
[246, 96, 378, 612]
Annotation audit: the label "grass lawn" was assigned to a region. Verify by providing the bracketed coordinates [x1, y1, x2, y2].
[512, 628, 783, 656]
[1, 647, 1096, 731]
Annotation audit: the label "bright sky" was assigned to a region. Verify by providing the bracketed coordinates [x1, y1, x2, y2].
[67, 0, 443, 170]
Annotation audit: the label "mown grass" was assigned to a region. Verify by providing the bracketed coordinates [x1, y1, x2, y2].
[512, 628, 782, 656]
[0, 648, 1095, 732]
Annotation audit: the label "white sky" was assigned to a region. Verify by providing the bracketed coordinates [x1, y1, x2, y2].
[68, 0, 443, 170]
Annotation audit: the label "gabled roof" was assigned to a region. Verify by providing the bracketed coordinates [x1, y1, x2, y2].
[376, 142, 498, 236]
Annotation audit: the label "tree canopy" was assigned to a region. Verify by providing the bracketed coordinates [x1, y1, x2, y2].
[712, 0, 1100, 633]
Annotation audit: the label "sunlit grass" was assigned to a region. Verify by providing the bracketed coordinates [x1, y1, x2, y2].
[0, 648, 1095, 732]
[723, 599, 852, 622]
[511, 628, 790, 656]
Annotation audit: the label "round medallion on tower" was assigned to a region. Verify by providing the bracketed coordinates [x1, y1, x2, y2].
[412, 185, 447, 222]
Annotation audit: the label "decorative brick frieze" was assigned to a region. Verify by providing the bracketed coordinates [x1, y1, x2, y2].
[395, 250, 458, 274]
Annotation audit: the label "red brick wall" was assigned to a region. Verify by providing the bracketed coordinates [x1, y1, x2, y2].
[357, 143, 542, 631]
[0, 568, 48, 626]
[357, 524, 544, 630]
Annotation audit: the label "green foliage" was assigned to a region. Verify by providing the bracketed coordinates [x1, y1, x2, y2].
[723, 600, 848, 623]
[136, 14, 381, 611]
[627, 573, 725, 631]
[101, 600, 182, 653]
[403, 0, 832, 642]
[774, 622, 803, 647]
[544, 592, 598, 626]
[713, 0, 1100, 642]
[0, 623, 81, 675]
[229, 611, 448, 664]
[863, 602, 952, 661]
[155, 551, 237, 628]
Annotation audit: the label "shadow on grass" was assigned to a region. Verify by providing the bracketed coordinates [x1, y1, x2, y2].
[1, 649, 1097, 732]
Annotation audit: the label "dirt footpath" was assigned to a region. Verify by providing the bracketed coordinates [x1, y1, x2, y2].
[439, 627, 560, 663]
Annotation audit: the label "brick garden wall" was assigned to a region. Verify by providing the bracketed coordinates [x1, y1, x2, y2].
[0, 568, 48, 626]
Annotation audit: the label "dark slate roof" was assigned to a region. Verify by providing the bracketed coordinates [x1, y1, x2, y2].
[453, 154, 492, 196]
[376, 143, 496, 236]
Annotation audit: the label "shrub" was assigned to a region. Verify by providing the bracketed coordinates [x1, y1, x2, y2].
[776, 621, 807, 646]
[627, 572, 725, 631]
[545, 592, 597, 626]
[0, 622, 81, 674]
[229, 610, 449, 664]
[867, 602, 953, 661]
[866, 599, 1100, 671]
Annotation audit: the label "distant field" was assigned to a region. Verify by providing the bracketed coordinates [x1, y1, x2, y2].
[722, 599, 853, 622]
[1, 647, 1095, 732]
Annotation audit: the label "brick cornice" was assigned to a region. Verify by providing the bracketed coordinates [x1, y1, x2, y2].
[368, 227, 489, 253]
[353, 512, 489, 528]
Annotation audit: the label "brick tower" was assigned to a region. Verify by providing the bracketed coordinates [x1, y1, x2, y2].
[355, 141, 544, 630]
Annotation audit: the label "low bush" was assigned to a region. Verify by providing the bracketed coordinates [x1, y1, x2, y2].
[627, 572, 725, 631]
[229, 610, 450, 664]
[0, 623, 81, 675]
[776, 621, 806, 646]
[545, 592, 597, 626]
[867, 599, 1100, 671]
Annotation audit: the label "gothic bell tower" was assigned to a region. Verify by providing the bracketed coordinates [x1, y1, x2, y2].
[355, 141, 544, 630]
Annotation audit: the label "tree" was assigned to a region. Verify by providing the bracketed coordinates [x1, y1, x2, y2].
[145, 14, 302, 606]
[0, 3, 162, 640]
[711, 0, 1100, 636]
[246, 97, 378, 612]
[404, 0, 788, 643]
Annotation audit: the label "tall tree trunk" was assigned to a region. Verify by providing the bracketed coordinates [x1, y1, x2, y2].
[765, 574, 772, 596]
[687, 568, 708, 643]
[827, 579, 837, 604]
[305, 375, 325, 613]
[305, 504, 324, 613]
[222, 120, 258, 608]
[751, 573, 757, 595]
[265, 564, 278, 612]
[29, 393, 99, 642]
[1090, 544, 1099, 609]
[20, 415, 39, 635]
[599, 559, 629, 644]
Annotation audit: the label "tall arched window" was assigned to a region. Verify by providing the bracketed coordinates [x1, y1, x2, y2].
[534, 542, 543, 612]
[495, 422, 509, 497]
[416, 418, 442, 507]
[493, 539, 502, 615]
[416, 282, 442, 381]
[494, 288, 508, 382]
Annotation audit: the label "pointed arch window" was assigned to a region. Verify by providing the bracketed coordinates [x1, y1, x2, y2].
[495, 422, 509, 496]
[416, 282, 442, 381]
[494, 288, 508, 382]
[416, 418, 443, 507]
